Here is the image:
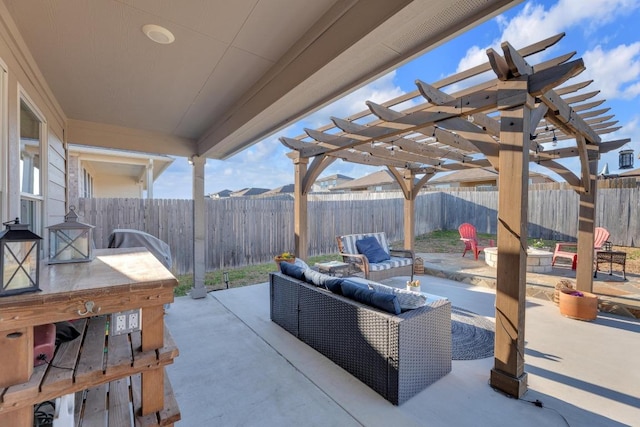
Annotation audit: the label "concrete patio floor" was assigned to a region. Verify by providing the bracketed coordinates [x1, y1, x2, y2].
[165, 273, 640, 426]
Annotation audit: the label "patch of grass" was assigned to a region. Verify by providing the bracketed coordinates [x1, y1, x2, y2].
[175, 253, 341, 296]
[404, 229, 495, 253]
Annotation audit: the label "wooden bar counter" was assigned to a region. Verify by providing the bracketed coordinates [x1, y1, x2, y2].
[0, 248, 180, 426]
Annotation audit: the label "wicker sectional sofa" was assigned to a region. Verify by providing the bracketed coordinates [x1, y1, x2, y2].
[270, 271, 452, 405]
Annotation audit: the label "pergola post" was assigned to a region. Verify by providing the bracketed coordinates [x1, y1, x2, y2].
[293, 155, 309, 260]
[575, 158, 599, 292]
[490, 79, 531, 398]
[190, 155, 207, 299]
[402, 170, 415, 251]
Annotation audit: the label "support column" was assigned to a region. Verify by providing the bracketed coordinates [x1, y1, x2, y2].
[293, 156, 309, 260]
[575, 158, 598, 292]
[490, 79, 531, 398]
[191, 155, 207, 299]
[146, 159, 154, 199]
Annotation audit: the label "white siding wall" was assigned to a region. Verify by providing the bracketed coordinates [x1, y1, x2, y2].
[47, 130, 66, 224]
[0, 1, 67, 226]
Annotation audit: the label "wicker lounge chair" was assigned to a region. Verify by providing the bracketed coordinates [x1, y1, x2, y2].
[336, 232, 414, 281]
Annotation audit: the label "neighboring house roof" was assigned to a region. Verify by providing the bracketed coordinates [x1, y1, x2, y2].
[68, 144, 174, 186]
[332, 170, 396, 191]
[316, 174, 353, 183]
[429, 168, 498, 184]
[261, 184, 295, 196]
[209, 190, 233, 198]
[619, 167, 640, 177]
[230, 188, 270, 197]
[3, 1, 518, 160]
[428, 167, 555, 185]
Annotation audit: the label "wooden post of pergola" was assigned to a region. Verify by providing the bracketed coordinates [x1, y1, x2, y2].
[402, 170, 416, 251]
[489, 78, 532, 397]
[575, 157, 599, 291]
[387, 166, 429, 252]
[292, 154, 309, 260]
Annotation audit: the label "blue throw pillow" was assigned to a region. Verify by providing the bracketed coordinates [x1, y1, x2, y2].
[340, 280, 401, 315]
[279, 261, 305, 280]
[324, 278, 344, 294]
[355, 236, 390, 263]
[340, 279, 368, 295]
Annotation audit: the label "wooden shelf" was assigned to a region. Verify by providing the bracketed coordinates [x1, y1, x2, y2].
[0, 315, 179, 417]
[74, 370, 180, 427]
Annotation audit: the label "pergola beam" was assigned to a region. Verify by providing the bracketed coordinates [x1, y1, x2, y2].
[331, 117, 474, 162]
[302, 154, 336, 195]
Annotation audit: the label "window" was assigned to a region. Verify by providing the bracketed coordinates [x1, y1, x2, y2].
[82, 168, 94, 198]
[19, 97, 44, 236]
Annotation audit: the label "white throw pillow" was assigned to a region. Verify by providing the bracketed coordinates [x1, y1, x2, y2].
[303, 268, 333, 287]
[367, 282, 427, 310]
[294, 258, 310, 270]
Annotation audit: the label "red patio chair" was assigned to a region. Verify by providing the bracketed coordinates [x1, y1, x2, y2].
[458, 223, 494, 260]
[552, 227, 610, 270]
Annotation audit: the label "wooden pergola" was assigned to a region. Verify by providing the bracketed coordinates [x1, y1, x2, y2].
[279, 33, 629, 398]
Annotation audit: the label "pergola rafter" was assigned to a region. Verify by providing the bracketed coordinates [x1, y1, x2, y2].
[279, 33, 631, 399]
[281, 34, 626, 194]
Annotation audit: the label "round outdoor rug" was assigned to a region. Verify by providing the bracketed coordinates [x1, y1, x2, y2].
[451, 306, 495, 360]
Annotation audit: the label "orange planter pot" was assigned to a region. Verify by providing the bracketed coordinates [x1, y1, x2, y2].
[558, 290, 598, 321]
[274, 257, 295, 270]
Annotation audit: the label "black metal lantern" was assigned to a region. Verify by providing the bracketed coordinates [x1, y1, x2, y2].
[619, 149, 634, 170]
[47, 206, 94, 264]
[0, 218, 42, 297]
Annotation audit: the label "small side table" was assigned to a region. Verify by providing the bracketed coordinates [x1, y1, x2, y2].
[594, 250, 626, 279]
[315, 261, 351, 277]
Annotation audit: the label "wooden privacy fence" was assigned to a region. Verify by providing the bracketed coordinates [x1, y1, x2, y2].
[79, 186, 640, 275]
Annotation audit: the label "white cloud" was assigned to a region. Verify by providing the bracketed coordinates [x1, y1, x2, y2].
[582, 43, 640, 99]
[457, 0, 640, 71]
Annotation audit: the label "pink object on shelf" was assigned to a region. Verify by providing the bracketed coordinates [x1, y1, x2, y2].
[33, 323, 56, 367]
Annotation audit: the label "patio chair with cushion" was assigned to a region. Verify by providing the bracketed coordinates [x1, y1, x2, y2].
[336, 232, 414, 281]
[458, 223, 494, 260]
[552, 227, 610, 270]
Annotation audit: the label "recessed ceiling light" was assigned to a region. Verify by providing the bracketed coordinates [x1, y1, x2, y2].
[142, 24, 175, 45]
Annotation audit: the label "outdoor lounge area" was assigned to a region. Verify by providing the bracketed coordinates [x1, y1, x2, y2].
[2, 1, 640, 425]
[165, 267, 640, 426]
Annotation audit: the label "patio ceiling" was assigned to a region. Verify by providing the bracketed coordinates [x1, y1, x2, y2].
[68, 144, 174, 186]
[2, 0, 519, 159]
[280, 33, 629, 194]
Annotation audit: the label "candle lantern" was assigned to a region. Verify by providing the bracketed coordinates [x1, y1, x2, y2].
[47, 206, 94, 264]
[0, 218, 42, 296]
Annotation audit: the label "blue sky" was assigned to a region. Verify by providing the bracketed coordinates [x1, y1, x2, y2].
[154, 0, 640, 199]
